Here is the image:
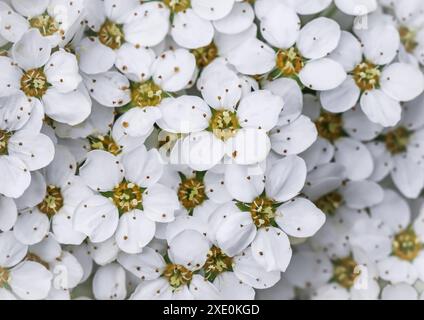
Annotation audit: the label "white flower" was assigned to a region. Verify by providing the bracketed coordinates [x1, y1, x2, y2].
[209, 156, 325, 272]
[160, 66, 283, 169]
[321, 29, 424, 127]
[78, 0, 169, 74]
[351, 190, 424, 285]
[74, 146, 179, 253]
[92, 263, 127, 300]
[0, 0, 85, 46]
[0, 29, 91, 125]
[240, 13, 346, 89]
[125, 230, 220, 300]
[301, 93, 379, 180]
[366, 94, 424, 198]
[13, 146, 90, 245]
[0, 231, 52, 300]
[0, 96, 55, 198]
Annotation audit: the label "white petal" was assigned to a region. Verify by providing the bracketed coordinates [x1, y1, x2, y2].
[117, 247, 165, 280]
[116, 210, 156, 254]
[320, 76, 360, 113]
[152, 49, 196, 92]
[8, 130, 54, 171]
[233, 249, 280, 289]
[224, 164, 264, 202]
[73, 195, 119, 243]
[251, 227, 292, 272]
[238, 90, 283, 131]
[191, 0, 235, 21]
[168, 230, 210, 271]
[142, 184, 179, 223]
[382, 283, 418, 300]
[157, 95, 210, 133]
[297, 17, 341, 60]
[213, 2, 254, 35]
[381, 63, 424, 102]
[44, 50, 81, 93]
[340, 180, 384, 209]
[361, 23, 400, 65]
[0, 57, 22, 97]
[9, 261, 51, 300]
[171, 10, 214, 49]
[0, 195, 17, 231]
[227, 37, 275, 75]
[270, 115, 318, 156]
[342, 107, 383, 141]
[13, 209, 49, 245]
[122, 146, 163, 188]
[12, 29, 51, 71]
[116, 45, 155, 82]
[0, 155, 31, 198]
[276, 197, 326, 238]
[299, 58, 346, 91]
[226, 128, 271, 165]
[360, 89, 401, 127]
[93, 263, 126, 300]
[179, 132, 226, 171]
[391, 155, 424, 199]
[79, 150, 123, 192]
[0, 231, 27, 267]
[216, 211, 256, 257]
[335, 0, 377, 15]
[259, 3, 300, 49]
[213, 272, 255, 300]
[84, 71, 131, 107]
[265, 155, 306, 202]
[123, 3, 170, 47]
[77, 37, 115, 75]
[334, 137, 374, 181]
[328, 31, 362, 72]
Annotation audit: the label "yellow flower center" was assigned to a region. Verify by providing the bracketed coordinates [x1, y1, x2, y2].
[98, 20, 125, 50]
[250, 197, 276, 228]
[163, 0, 191, 12]
[333, 256, 360, 289]
[315, 192, 344, 216]
[352, 61, 381, 91]
[399, 26, 418, 54]
[112, 181, 143, 214]
[276, 47, 305, 77]
[0, 267, 10, 288]
[90, 135, 121, 156]
[209, 110, 240, 141]
[38, 185, 64, 218]
[384, 127, 410, 155]
[0, 130, 12, 155]
[392, 229, 422, 261]
[20, 68, 49, 98]
[131, 80, 164, 108]
[203, 246, 233, 280]
[191, 42, 218, 68]
[163, 264, 193, 288]
[315, 112, 344, 142]
[29, 14, 59, 37]
[177, 178, 206, 210]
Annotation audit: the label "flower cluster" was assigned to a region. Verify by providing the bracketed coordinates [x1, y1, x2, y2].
[0, 0, 424, 300]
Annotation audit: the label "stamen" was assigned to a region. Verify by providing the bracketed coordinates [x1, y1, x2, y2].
[20, 68, 49, 98]
[98, 20, 125, 50]
[163, 264, 193, 288]
[392, 229, 422, 261]
[38, 185, 64, 218]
